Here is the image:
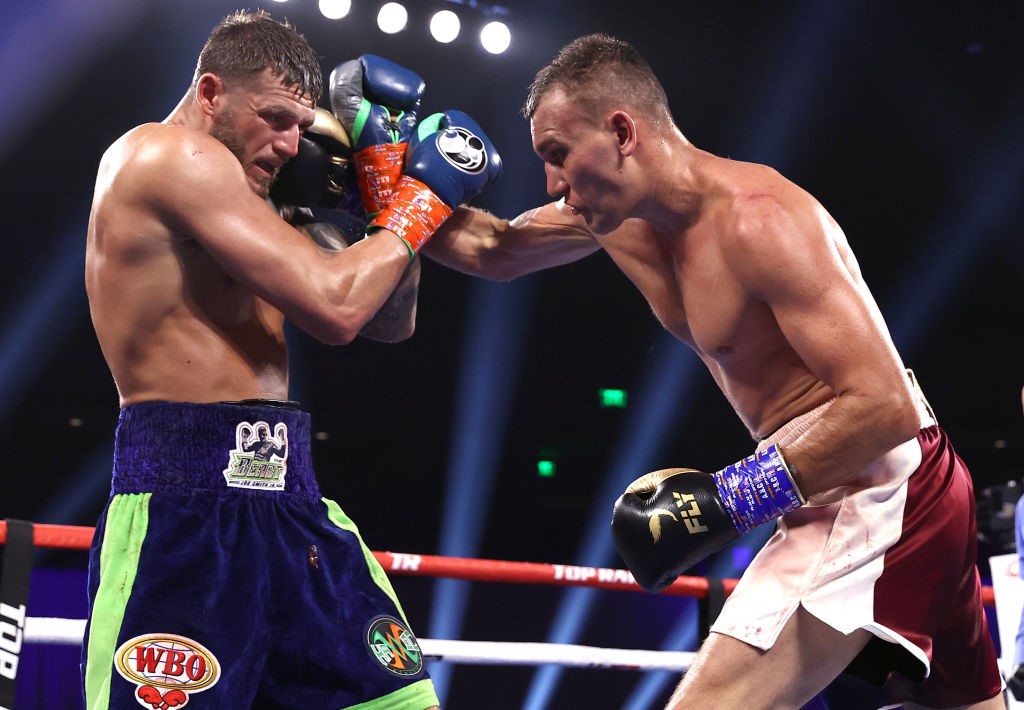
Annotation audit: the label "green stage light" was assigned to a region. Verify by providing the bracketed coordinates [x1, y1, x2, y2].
[598, 388, 627, 408]
[537, 460, 556, 478]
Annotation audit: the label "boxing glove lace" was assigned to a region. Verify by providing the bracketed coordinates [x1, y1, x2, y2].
[330, 54, 425, 216]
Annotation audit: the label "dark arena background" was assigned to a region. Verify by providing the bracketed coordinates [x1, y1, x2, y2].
[2, 0, 1023, 708]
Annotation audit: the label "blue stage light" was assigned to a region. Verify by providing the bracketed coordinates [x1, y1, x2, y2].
[427, 279, 534, 699]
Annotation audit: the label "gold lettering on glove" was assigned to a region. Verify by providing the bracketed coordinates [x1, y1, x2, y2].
[673, 492, 709, 534]
[647, 492, 708, 542]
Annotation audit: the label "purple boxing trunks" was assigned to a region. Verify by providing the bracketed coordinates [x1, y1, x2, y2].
[81, 400, 438, 709]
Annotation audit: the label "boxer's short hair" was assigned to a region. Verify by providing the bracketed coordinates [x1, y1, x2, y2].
[523, 33, 672, 129]
[194, 9, 323, 102]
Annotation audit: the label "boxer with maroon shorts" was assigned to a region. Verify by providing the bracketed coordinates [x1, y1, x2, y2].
[420, 33, 1005, 709]
[702, 397, 1001, 707]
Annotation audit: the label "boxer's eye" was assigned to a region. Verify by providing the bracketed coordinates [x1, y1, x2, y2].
[261, 110, 297, 132]
[547, 148, 566, 167]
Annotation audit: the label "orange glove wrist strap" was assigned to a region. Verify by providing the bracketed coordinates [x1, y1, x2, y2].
[369, 175, 454, 253]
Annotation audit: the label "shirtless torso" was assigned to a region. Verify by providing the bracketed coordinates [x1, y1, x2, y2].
[595, 156, 871, 439]
[86, 70, 417, 406]
[87, 125, 290, 404]
[429, 143, 923, 498]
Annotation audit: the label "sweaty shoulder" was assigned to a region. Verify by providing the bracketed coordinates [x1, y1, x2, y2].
[707, 160, 852, 300]
[713, 162, 828, 256]
[103, 123, 247, 232]
[112, 124, 236, 187]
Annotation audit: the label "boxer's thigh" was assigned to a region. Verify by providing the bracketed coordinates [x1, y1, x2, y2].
[669, 605, 871, 710]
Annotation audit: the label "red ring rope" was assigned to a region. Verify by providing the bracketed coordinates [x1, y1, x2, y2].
[0, 520, 996, 606]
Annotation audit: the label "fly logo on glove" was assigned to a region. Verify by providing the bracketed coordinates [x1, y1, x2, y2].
[673, 492, 709, 535]
[612, 446, 805, 592]
[647, 491, 708, 543]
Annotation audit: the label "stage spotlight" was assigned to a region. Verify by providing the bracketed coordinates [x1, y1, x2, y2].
[430, 10, 461, 43]
[479, 20, 511, 54]
[319, 0, 351, 20]
[377, 2, 408, 34]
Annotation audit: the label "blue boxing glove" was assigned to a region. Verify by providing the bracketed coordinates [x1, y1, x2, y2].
[611, 445, 805, 592]
[329, 55, 425, 216]
[406, 111, 503, 206]
[369, 110, 502, 258]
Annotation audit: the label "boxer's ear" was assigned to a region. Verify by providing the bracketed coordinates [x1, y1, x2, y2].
[609, 110, 638, 157]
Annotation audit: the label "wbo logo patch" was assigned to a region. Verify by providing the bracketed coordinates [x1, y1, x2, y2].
[114, 632, 220, 708]
[365, 615, 424, 676]
[222, 420, 288, 490]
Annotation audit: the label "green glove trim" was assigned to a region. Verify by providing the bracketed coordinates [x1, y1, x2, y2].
[413, 113, 444, 141]
[389, 110, 406, 143]
[352, 98, 372, 144]
[366, 224, 416, 262]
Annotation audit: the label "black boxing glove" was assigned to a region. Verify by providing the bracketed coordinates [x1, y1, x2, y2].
[271, 107, 359, 212]
[611, 445, 804, 592]
[1007, 664, 1024, 701]
[271, 201, 351, 250]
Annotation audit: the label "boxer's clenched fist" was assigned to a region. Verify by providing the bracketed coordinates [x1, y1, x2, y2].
[369, 110, 502, 257]
[612, 445, 804, 592]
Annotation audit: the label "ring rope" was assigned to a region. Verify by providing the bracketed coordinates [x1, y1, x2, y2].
[374, 550, 735, 598]
[0, 521, 731, 598]
[0, 520, 997, 606]
[23, 616, 694, 671]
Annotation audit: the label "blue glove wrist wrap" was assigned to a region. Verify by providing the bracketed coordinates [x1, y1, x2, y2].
[712, 444, 804, 534]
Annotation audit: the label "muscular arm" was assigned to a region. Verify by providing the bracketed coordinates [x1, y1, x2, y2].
[292, 211, 420, 343]
[422, 200, 602, 280]
[730, 195, 921, 496]
[149, 126, 411, 345]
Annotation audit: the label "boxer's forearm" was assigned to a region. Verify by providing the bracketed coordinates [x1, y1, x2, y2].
[423, 202, 601, 280]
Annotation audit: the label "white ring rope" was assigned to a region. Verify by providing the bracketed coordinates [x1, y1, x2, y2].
[420, 639, 694, 671]
[24, 616, 694, 672]
[25, 616, 86, 645]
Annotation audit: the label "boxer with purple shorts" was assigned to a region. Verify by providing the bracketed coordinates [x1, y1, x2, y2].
[83, 10, 499, 709]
